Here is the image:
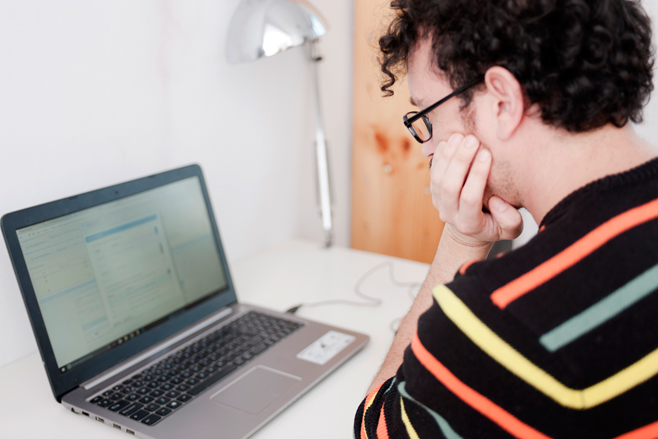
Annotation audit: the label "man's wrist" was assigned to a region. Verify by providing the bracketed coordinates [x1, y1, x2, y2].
[442, 223, 497, 250]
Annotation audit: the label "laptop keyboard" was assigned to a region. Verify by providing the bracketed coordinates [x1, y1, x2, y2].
[88, 311, 303, 427]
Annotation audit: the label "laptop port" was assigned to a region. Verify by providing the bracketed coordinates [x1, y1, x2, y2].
[126, 430, 135, 435]
[82, 412, 89, 417]
[113, 423, 121, 429]
[95, 416, 104, 423]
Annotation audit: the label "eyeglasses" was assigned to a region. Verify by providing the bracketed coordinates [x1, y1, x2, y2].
[403, 75, 485, 144]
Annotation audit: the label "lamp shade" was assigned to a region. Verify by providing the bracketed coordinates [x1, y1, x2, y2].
[226, 0, 328, 64]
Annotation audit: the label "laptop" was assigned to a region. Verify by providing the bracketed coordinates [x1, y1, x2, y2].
[1, 164, 369, 439]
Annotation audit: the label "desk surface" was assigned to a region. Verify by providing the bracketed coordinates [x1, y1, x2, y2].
[0, 239, 429, 439]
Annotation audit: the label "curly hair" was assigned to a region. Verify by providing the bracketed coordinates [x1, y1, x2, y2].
[379, 0, 655, 132]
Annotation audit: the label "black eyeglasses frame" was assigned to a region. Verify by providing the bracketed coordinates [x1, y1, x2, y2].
[403, 75, 485, 144]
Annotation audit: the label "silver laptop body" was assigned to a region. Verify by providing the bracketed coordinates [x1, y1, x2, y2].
[1, 165, 369, 439]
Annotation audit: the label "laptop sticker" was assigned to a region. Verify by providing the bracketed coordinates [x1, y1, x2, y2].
[296, 331, 356, 365]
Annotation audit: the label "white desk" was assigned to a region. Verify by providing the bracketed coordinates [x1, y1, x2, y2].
[0, 239, 430, 439]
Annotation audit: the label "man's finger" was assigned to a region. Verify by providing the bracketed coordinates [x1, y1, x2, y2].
[439, 134, 481, 216]
[459, 148, 491, 228]
[431, 134, 462, 186]
[489, 196, 524, 240]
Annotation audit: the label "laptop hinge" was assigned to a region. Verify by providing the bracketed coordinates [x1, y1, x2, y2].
[81, 307, 233, 390]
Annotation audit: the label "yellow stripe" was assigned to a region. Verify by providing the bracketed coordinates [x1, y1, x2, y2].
[434, 285, 658, 409]
[362, 384, 383, 439]
[400, 397, 421, 439]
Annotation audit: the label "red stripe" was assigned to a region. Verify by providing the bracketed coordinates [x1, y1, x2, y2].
[411, 333, 552, 439]
[376, 404, 390, 439]
[614, 420, 658, 439]
[459, 259, 478, 275]
[491, 197, 658, 309]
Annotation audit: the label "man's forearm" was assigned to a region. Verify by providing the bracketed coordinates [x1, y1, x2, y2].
[365, 228, 493, 396]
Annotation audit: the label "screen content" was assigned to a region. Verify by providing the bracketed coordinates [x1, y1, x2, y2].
[16, 177, 228, 372]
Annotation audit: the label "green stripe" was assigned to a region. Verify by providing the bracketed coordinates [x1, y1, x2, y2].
[540, 264, 658, 352]
[398, 381, 463, 439]
[384, 377, 397, 395]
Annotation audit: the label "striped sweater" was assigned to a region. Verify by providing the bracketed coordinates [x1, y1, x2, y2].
[355, 158, 658, 439]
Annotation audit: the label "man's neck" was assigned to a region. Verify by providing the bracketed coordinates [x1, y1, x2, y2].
[519, 124, 658, 225]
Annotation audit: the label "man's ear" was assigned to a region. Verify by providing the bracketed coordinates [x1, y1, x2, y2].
[484, 67, 525, 140]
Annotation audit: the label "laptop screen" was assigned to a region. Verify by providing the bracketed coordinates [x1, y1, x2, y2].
[15, 176, 228, 373]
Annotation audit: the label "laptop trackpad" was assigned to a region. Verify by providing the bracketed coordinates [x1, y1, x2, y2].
[210, 366, 302, 414]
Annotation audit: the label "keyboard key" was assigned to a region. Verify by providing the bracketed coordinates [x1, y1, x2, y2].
[119, 403, 143, 416]
[155, 407, 172, 416]
[177, 384, 190, 392]
[247, 336, 263, 346]
[160, 383, 173, 391]
[90, 396, 102, 404]
[177, 394, 192, 402]
[130, 410, 149, 421]
[126, 394, 140, 402]
[139, 396, 154, 404]
[98, 399, 112, 408]
[249, 343, 267, 355]
[150, 389, 164, 397]
[110, 393, 123, 400]
[155, 397, 170, 405]
[137, 387, 150, 395]
[166, 391, 180, 398]
[141, 414, 161, 426]
[145, 403, 160, 412]
[155, 407, 171, 416]
[109, 401, 130, 412]
[166, 400, 183, 410]
[102, 390, 112, 397]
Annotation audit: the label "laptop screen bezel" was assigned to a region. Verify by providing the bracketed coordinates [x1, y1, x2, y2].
[1, 164, 238, 402]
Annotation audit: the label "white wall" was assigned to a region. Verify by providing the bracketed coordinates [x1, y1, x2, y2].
[0, 0, 354, 368]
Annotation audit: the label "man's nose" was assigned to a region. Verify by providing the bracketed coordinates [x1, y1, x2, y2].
[421, 139, 437, 158]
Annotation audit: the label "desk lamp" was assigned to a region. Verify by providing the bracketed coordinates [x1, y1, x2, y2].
[226, 0, 334, 247]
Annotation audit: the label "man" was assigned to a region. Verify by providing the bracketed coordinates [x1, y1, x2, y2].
[354, 0, 658, 438]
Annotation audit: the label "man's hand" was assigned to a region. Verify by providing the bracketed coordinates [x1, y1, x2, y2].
[365, 133, 524, 397]
[430, 133, 523, 247]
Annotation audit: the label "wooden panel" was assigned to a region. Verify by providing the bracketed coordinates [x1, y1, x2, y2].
[350, 0, 444, 263]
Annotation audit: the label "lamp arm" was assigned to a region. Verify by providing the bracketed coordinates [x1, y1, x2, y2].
[309, 39, 333, 247]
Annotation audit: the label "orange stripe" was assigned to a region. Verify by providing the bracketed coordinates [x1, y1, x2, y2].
[614, 420, 658, 439]
[491, 197, 658, 309]
[411, 333, 552, 439]
[460, 259, 478, 275]
[376, 404, 390, 439]
[362, 382, 385, 439]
